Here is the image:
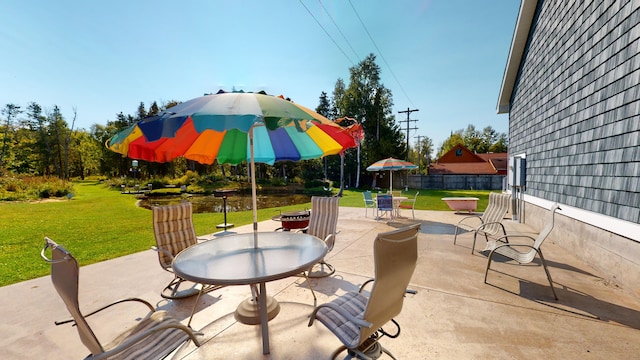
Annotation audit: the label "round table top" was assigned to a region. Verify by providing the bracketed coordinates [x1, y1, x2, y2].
[441, 197, 479, 201]
[172, 232, 327, 286]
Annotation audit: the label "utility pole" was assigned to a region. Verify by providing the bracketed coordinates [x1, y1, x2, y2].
[414, 134, 425, 173]
[398, 107, 418, 190]
[398, 108, 419, 161]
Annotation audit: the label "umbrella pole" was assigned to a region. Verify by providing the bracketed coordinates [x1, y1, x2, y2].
[390, 170, 393, 193]
[250, 126, 259, 247]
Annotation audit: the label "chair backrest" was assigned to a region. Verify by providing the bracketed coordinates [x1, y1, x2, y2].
[41, 237, 104, 355]
[152, 202, 198, 270]
[376, 194, 393, 211]
[363, 191, 374, 203]
[307, 196, 340, 250]
[361, 223, 420, 342]
[480, 192, 511, 234]
[532, 204, 561, 250]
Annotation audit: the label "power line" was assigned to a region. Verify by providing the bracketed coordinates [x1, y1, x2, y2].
[299, 0, 355, 65]
[348, 0, 415, 107]
[318, 0, 360, 62]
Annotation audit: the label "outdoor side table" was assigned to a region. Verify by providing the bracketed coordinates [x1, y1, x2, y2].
[214, 189, 236, 230]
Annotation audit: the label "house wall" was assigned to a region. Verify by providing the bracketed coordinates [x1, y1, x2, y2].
[508, 0, 640, 290]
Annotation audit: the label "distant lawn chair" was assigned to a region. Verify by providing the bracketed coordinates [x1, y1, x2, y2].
[388, 190, 402, 197]
[484, 204, 561, 300]
[363, 191, 376, 217]
[41, 237, 201, 359]
[152, 202, 224, 299]
[375, 194, 394, 220]
[453, 192, 511, 253]
[398, 191, 419, 219]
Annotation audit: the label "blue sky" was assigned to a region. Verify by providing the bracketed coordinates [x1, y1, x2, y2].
[0, 0, 520, 152]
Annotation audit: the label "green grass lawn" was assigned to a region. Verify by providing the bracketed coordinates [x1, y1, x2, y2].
[0, 181, 494, 287]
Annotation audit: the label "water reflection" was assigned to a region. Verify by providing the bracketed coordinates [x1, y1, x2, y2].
[138, 193, 311, 214]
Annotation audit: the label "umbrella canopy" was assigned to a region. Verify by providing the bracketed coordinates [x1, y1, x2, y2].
[106, 91, 361, 244]
[108, 93, 357, 165]
[366, 157, 418, 192]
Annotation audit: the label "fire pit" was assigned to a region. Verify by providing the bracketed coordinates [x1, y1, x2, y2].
[272, 210, 311, 231]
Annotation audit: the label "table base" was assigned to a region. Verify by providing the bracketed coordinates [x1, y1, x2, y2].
[234, 295, 281, 325]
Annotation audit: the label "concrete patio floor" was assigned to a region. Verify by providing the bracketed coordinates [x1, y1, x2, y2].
[2, 207, 639, 359]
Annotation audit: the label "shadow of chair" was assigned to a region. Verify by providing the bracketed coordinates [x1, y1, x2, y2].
[398, 191, 419, 219]
[308, 223, 420, 359]
[453, 192, 511, 253]
[484, 204, 561, 300]
[41, 237, 201, 359]
[375, 194, 394, 220]
[300, 196, 340, 278]
[152, 202, 224, 299]
[363, 191, 376, 217]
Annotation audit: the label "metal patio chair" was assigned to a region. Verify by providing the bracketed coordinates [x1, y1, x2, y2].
[484, 204, 561, 300]
[41, 237, 201, 360]
[363, 191, 376, 217]
[453, 192, 511, 253]
[299, 196, 340, 278]
[308, 223, 420, 359]
[398, 191, 419, 219]
[375, 194, 394, 220]
[152, 202, 224, 299]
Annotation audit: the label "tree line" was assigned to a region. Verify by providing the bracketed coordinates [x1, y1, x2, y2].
[0, 53, 507, 187]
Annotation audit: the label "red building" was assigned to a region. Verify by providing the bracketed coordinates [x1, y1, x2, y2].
[428, 144, 507, 175]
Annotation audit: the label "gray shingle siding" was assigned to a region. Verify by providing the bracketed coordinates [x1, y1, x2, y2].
[509, 0, 640, 224]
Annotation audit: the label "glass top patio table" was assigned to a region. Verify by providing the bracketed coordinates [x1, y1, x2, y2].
[172, 231, 327, 354]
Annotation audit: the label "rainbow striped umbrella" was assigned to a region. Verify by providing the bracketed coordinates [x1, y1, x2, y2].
[107, 92, 356, 165]
[106, 91, 360, 239]
[366, 157, 418, 192]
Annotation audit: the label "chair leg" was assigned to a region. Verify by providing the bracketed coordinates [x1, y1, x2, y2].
[380, 345, 398, 360]
[162, 276, 202, 299]
[330, 345, 348, 360]
[453, 226, 460, 245]
[486, 249, 559, 301]
[537, 249, 558, 300]
[484, 251, 495, 284]
[187, 286, 206, 328]
[300, 271, 317, 306]
[308, 260, 335, 278]
[471, 231, 479, 254]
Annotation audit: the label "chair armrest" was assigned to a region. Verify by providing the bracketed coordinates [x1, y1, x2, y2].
[308, 302, 373, 328]
[456, 214, 483, 226]
[493, 243, 535, 251]
[55, 298, 155, 326]
[476, 221, 503, 230]
[151, 246, 175, 261]
[92, 315, 202, 359]
[358, 279, 375, 293]
[494, 233, 535, 243]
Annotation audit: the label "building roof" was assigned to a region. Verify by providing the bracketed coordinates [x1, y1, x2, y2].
[496, 0, 538, 114]
[429, 144, 507, 175]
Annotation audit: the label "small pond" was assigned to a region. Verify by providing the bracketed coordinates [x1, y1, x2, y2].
[138, 193, 312, 214]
